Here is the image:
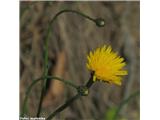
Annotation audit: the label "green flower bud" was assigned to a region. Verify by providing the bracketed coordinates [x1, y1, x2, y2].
[95, 18, 105, 27]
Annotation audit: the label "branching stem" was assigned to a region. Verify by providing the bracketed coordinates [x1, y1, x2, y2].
[36, 9, 103, 117]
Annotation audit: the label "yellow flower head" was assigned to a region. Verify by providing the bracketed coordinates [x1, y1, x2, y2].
[86, 45, 128, 86]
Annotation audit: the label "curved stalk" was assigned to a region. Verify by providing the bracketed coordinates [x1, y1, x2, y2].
[46, 76, 78, 89]
[37, 9, 105, 117]
[21, 77, 43, 117]
[46, 73, 95, 120]
[21, 76, 78, 117]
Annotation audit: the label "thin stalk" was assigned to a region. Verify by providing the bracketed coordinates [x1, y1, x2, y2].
[21, 76, 77, 117]
[46, 76, 78, 89]
[113, 90, 140, 120]
[85, 72, 94, 88]
[37, 9, 100, 117]
[37, 85, 45, 117]
[46, 94, 80, 120]
[46, 74, 95, 120]
[21, 77, 43, 117]
[50, 9, 96, 24]
[37, 76, 79, 117]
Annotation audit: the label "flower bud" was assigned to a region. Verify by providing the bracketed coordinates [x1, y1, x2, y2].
[95, 18, 105, 27]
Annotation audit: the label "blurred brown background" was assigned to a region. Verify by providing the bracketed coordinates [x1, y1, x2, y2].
[20, 1, 139, 120]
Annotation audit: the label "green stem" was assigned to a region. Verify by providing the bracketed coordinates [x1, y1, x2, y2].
[85, 72, 94, 88]
[21, 76, 78, 117]
[113, 90, 140, 120]
[47, 74, 95, 120]
[37, 85, 45, 117]
[50, 9, 96, 24]
[46, 94, 80, 120]
[21, 77, 43, 117]
[46, 76, 78, 89]
[37, 9, 103, 117]
[37, 76, 78, 117]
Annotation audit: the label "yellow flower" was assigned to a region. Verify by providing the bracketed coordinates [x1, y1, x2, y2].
[86, 45, 128, 86]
